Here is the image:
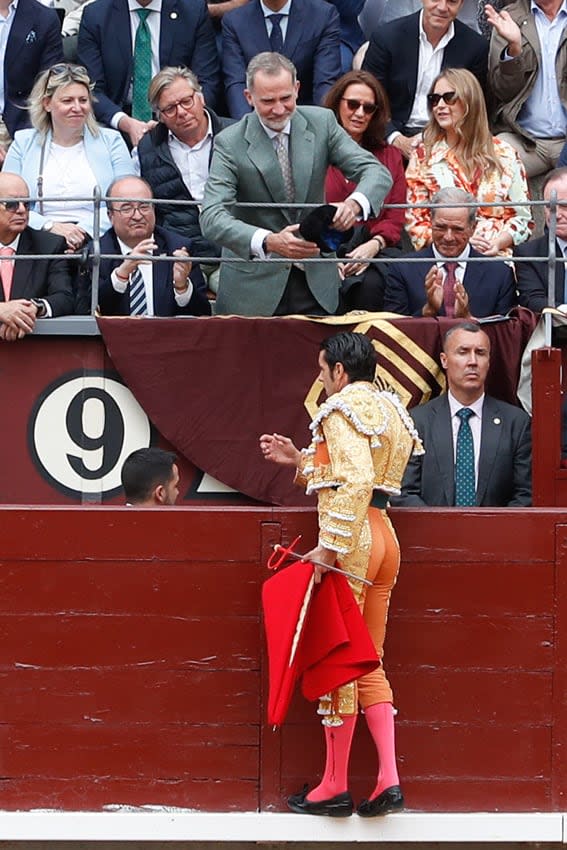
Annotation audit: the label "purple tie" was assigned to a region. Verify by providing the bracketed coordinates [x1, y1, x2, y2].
[444, 262, 458, 318]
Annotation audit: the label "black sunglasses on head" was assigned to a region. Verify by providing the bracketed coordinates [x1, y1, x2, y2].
[427, 90, 458, 107]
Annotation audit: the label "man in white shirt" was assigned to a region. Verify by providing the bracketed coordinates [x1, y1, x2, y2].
[136, 66, 233, 288]
[394, 322, 532, 506]
[486, 0, 567, 177]
[362, 0, 488, 160]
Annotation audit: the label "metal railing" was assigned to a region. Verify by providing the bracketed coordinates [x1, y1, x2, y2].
[11, 189, 565, 343]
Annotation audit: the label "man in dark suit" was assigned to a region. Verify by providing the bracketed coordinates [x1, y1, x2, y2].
[201, 52, 392, 316]
[384, 188, 516, 318]
[221, 0, 341, 119]
[0, 173, 73, 342]
[1, 0, 63, 159]
[94, 176, 210, 316]
[77, 0, 220, 148]
[515, 167, 567, 313]
[362, 0, 488, 160]
[394, 322, 532, 507]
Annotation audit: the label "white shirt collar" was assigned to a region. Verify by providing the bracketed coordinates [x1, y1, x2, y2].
[432, 242, 471, 265]
[260, 0, 291, 17]
[448, 390, 485, 418]
[0, 234, 20, 250]
[530, 0, 567, 18]
[128, 0, 162, 12]
[258, 118, 292, 139]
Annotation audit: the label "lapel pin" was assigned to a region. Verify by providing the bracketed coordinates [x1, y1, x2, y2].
[493, 417, 501, 425]
[170, 11, 178, 18]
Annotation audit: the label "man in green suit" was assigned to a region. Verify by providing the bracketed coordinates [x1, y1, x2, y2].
[201, 52, 393, 316]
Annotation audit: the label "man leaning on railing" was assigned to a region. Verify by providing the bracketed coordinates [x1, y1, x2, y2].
[0, 172, 73, 342]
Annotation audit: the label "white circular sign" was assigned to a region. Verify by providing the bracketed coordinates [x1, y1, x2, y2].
[31, 374, 151, 498]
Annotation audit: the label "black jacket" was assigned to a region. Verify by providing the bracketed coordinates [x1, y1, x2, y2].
[137, 109, 233, 259]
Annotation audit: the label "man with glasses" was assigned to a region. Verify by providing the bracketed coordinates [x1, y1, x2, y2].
[77, 0, 220, 148]
[136, 67, 233, 291]
[0, 173, 73, 342]
[362, 0, 487, 160]
[92, 175, 210, 316]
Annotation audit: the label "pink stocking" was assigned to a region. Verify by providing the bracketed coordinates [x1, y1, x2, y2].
[364, 701, 399, 799]
[306, 714, 357, 801]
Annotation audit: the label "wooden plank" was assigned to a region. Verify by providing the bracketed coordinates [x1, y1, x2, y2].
[531, 347, 562, 507]
[392, 509, 558, 562]
[0, 669, 258, 724]
[0, 562, 260, 617]
[0, 778, 257, 811]
[552, 524, 567, 808]
[0, 724, 258, 779]
[394, 562, 554, 617]
[0, 615, 259, 668]
[385, 616, 553, 669]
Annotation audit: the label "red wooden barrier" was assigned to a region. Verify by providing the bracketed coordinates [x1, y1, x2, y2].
[0, 506, 563, 813]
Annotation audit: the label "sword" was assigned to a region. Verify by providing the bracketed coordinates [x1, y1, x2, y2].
[272, 544, 373, 587]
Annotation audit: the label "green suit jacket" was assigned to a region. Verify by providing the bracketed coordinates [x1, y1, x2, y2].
[201, 105, 393, 316]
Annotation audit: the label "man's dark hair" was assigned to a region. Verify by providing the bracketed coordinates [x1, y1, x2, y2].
[320, 331, 377, 383]
[121, 447, 177, 503]
[443, 321, 487, 350]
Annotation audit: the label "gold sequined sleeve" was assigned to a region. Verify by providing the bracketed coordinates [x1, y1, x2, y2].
[294, 448, 310, 488]
[317, 411, 374, 555]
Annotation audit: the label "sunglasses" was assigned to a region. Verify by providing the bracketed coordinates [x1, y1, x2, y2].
[427, 90, 458, 107]
[44, 62, 90, 94]
[0, 199, 30, 211]
[341, 97, 377, 116]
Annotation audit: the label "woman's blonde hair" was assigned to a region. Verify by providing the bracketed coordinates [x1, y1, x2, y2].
[423, 67, 502, 179]
[28, 63, 98, 137]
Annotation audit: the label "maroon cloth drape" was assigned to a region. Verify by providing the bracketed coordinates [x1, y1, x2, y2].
[97, 311, 537, 505]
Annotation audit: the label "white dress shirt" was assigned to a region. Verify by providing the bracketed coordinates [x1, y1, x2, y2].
[260, 0, 291, 42]
[168, 112, 213, 203]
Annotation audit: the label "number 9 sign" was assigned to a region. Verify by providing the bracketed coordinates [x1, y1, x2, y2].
[29, 371, 152, 499]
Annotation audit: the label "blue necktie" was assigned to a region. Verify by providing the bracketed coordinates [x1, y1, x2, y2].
[268, 14, 284, 51]
[455, 407, 475, 506]
[129, 266, 147, 315]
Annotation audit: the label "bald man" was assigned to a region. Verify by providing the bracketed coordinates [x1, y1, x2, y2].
[0, 173, 73, 342]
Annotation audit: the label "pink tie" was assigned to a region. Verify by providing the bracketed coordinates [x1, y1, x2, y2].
[0, 246, 15, 301]
[443, 262, 458, 318]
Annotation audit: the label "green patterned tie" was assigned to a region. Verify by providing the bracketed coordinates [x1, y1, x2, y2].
[455, 407, 476, 506]
[132, 8, 152, 121]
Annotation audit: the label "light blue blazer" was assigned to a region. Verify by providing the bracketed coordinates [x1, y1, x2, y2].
[4, 126, 135, 234]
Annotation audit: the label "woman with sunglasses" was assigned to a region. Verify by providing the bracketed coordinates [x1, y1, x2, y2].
[406, 67, 532, 256]
[4, 63, 135, 252]
[323, 71, 406, 311]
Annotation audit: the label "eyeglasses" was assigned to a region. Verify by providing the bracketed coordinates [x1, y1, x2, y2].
[427, 90, 458, 108]
[111, 202, 153, 216]
[159, 94, 196, 118]
[44, 63, 90, 94]
[0, 199, 30, 212]
[341, 97, 377, 115]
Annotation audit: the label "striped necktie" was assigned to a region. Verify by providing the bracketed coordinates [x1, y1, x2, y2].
[129, 266, 147, 315]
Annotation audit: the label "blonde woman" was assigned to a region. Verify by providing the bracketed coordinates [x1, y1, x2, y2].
[405, 67, 532, 256]
[4, 63, 134, 251]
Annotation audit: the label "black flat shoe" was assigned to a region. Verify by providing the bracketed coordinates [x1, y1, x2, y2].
[287, 784, 354, 817]
[357, 785, 404, 817]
